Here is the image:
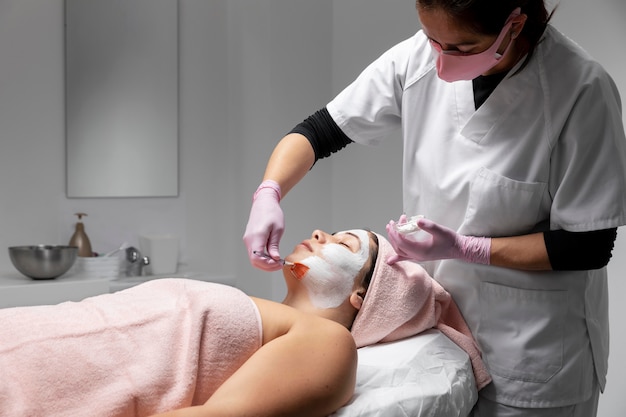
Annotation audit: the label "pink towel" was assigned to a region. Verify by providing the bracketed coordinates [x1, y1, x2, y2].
[0, 279, 262, 417]
[351, 233, 491, 390]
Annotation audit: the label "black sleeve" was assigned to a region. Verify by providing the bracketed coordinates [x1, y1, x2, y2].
[543, 228, 618, 270]
[288, 107, 353, 163]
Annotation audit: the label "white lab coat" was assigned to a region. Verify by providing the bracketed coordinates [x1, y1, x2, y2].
[328, 26, 626, 408]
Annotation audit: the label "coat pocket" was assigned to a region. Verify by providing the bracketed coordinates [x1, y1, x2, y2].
[478, 282, 566, 383]
[460, 167, 547, 237]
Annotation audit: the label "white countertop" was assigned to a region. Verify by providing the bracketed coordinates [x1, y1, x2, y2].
[108, 271, 235, 292]
[0, 270, 235, 308]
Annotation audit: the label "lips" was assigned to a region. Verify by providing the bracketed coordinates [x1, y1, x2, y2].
[299, 241, 313, 251]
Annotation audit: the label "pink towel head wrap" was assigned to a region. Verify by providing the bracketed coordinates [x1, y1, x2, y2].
[351, 233, 491, 390]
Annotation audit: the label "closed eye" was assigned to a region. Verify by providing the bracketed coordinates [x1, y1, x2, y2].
[332, 232, 358, 252]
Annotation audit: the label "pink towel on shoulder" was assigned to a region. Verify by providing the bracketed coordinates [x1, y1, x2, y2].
[0, 279, 262, 417]
[351, 233, 491, 390]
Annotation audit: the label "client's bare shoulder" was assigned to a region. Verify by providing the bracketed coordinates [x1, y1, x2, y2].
[250, 296, 354, 346]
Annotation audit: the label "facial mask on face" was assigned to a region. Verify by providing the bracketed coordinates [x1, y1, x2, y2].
[430, 8, 521, 82]
[297, 230, 370, 309]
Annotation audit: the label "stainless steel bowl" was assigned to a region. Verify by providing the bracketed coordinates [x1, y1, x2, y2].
[9, 245, 78, 280]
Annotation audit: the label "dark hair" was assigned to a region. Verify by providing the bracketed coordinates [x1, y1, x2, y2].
[416, 0, 555, 69]
[361, 232, 379, 291]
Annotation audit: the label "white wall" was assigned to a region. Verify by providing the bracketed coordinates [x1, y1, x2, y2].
[0, 0, 334, 300]
[0, 0, 237, 282]
[0, 1, 623, 415]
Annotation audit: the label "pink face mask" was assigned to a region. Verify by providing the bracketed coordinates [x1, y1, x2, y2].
[430, 8, 521, 82]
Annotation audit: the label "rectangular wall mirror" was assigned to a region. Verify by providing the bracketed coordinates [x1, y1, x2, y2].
[65, 0, 178, 198]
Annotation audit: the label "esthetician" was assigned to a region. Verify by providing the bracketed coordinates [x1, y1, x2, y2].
[243, 0, 626, 416]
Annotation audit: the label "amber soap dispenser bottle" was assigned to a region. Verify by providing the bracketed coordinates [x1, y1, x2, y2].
[69, 212, 94, 257]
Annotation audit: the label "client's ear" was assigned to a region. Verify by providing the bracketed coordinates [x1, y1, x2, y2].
[349, 290, 365, 310]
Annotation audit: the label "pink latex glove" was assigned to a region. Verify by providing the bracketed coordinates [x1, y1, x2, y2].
[243, 180, 285, 271]
[386, 215, 491, 265]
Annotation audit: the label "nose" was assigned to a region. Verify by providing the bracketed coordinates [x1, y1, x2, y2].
[311, 229, 328, 243]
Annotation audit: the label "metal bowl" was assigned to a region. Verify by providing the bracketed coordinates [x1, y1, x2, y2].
[8, 245, 78, 280]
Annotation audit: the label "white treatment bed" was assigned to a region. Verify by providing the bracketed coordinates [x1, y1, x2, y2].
[332, 329, 478, 417]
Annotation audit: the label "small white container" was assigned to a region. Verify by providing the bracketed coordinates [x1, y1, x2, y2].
[74, 256, 122, 278]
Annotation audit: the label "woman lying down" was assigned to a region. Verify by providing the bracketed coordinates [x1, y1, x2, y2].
[0, 230, 490, 417]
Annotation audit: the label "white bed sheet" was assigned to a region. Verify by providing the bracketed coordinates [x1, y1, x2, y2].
[332, 329, 478, 417]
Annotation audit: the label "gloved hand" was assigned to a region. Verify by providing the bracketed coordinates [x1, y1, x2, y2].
[386, 215, 491, 265]
[243, 180, 285, 271]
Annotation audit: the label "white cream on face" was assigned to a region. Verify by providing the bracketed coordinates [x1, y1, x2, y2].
[298, 229, 370, 309]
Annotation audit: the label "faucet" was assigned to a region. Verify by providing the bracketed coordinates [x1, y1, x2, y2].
[124, 246, 150, 276]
